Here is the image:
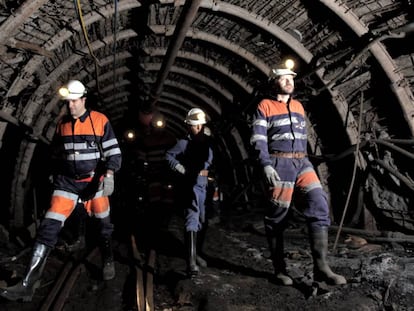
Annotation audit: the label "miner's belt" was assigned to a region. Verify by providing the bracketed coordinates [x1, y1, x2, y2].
[199, 170, 209, 176]
[74, 172, 95, 180]
[271, 152, 307, 159]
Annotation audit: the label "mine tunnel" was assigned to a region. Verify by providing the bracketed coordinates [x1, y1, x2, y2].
[1, 1, 414, 310]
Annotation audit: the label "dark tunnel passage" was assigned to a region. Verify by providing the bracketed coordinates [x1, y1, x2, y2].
[1, 1, 414, 310]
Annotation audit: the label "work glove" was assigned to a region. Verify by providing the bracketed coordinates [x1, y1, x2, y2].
[175, 163, 186, 175]
[264, 165, 280, 187]
[102, 174, 115, 196]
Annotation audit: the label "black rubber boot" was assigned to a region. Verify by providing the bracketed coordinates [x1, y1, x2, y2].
[67, 205, 87, 252]
[0, 242, 51, 302]
[187, 231, 199, 277]
[196, 225, 207, 268]
[58, 216, 86, 253]
[309, 226, 346, 285]
[100, 237, 115, 281]
[266, 228, 293, 286]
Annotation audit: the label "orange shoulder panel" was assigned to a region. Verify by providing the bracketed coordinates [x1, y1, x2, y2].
[59, 111, 108, 136]
[289, 99, 305, 115]
[258, 98, 304, 117]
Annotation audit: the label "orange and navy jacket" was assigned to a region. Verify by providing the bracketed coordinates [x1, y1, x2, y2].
[51, 110, 122, 178]
[250, 97, 307, 167]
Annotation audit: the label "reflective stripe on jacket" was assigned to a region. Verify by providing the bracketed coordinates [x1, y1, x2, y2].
[250, 98, 307, 167]
[53, 110, 122, 178]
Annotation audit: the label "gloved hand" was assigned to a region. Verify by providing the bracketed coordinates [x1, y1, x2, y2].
[263, 165, 280, 186]
[175, 163, 186, 175]
[102, 174, 115, 196]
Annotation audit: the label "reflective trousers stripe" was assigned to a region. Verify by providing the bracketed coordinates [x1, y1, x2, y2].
[45, 189, 110, 222]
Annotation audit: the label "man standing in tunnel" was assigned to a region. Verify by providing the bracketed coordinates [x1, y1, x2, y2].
[166, 108, 213, 277]
[250, 68, 346, 286]
[0, 80, 122, 302]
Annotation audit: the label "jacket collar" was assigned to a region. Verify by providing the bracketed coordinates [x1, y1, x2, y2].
[78, 110, 91, 122]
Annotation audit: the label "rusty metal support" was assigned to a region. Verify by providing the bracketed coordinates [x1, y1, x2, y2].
[150, 0, 202, 105]
[131, 235, 145, 311]
[145, 249, 156, 311]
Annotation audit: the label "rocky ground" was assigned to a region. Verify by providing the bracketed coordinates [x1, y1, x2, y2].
[1, 205, 414, 311]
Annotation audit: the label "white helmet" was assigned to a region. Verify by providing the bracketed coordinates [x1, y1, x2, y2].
[184, 108, 206, 125]
[59, 80, 87, 100]
[269, 68, 297, 79]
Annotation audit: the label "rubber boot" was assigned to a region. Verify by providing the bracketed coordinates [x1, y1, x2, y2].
[65, 215, 86, 253]
[0, 242, 51, 302]
[266, 228, 293, 286]
[100, 237, 115, 281]
[187, 231, 199, 277]
[196, 225, 207, 268]
[71, 205, 87, 250]
[309, 227, 347, 285]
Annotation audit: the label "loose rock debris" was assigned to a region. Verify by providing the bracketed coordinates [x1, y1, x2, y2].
[1, 213, 414, 311]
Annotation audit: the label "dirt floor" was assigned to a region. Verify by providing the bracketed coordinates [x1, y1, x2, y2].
[1, 205, 414, 311]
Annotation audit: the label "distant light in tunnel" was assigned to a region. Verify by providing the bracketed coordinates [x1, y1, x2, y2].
[151, 113, 166, 128]
[124, 129, 136, 141]
[155, 119, 164, 128]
